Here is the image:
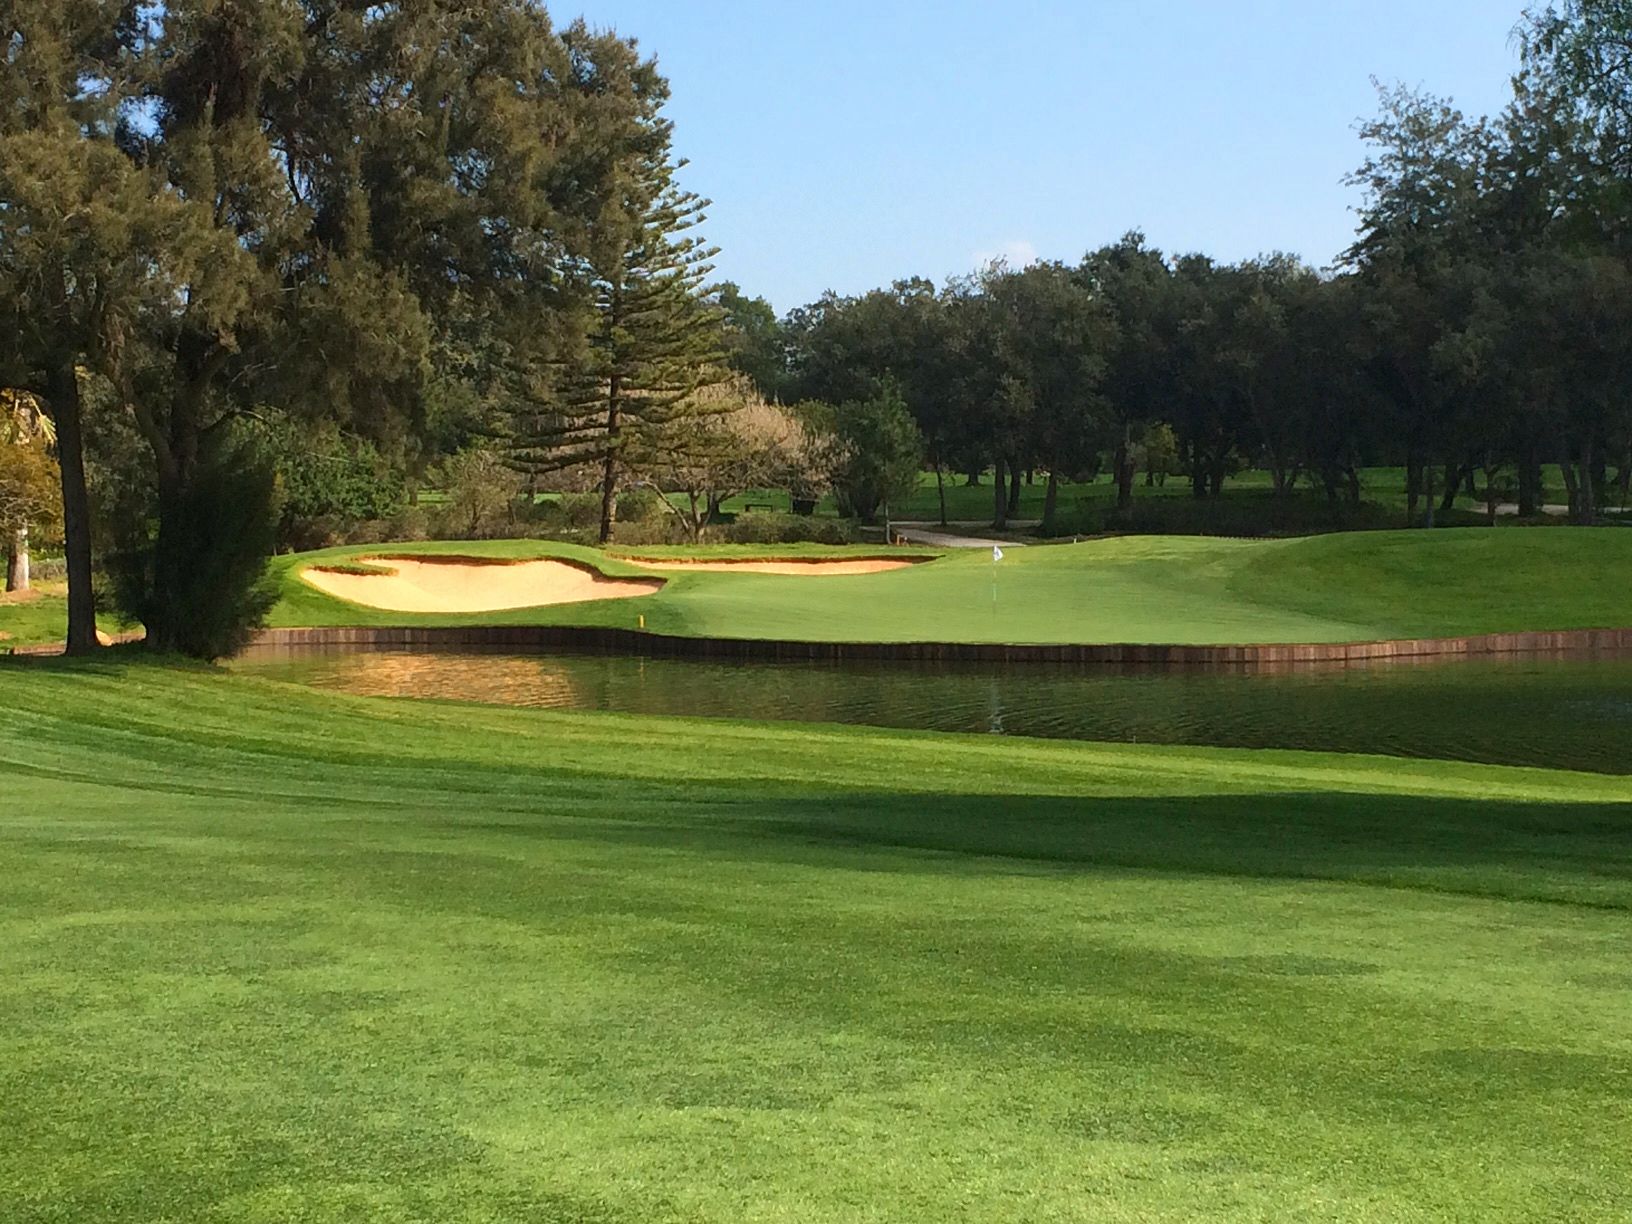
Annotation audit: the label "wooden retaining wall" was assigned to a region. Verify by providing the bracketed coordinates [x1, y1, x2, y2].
[247, 624, 1632, 668]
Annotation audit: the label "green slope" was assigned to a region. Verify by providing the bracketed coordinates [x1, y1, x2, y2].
[265, 529, 1632, 645]
[3, 659, 1631, 1221]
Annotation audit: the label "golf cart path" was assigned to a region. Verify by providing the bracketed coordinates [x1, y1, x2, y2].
[1491, 504, 1631, 517]
[893, 523, 1032, 549]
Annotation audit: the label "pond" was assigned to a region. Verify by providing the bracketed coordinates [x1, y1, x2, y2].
[229, 646, 1632, 775]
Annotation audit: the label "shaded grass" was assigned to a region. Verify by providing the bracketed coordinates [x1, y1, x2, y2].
[2, 659, 1632, 1220]
[267, 530, 1632, 646]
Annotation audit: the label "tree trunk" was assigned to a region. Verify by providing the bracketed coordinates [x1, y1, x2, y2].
[934, 461, 948, 527]
[146, 385, 207, 653]
[1438, 462, 1461, 513]
[1115, 427, 1135, 509]
[1320, 466, 1339, 507]
[992, 456, 1008, 529]
[1345, 465, 1361, 507]
[5, 527, 28, 593]
[598, 377, 622, 545]
[1616, 450, 1632, 512]
[1006, 458, 1022, 516]
[598, 454, 618, 544]
[1424, 461, 1437, 529]
[46, 360, 98, 653]
[1405, 455, 1421, 527]
[146, 469, 187, 653]
[1041, 471, 1059, 534]
[1184, 437, 1206, 499]
[1578, 437, 1597, 525]
[1518, 443, 1541, 517]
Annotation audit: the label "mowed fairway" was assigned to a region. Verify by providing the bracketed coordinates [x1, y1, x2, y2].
[268, 529, 1632, 645]
[4, 661, 1632, 1221]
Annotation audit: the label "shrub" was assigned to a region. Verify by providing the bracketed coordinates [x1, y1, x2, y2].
[616, 486, 669, 525]
[721, 512, 858, 545]
[383, 505, 430, 543]
[265, 419, 406, 550]
[430, 446, 519, 539]
[558, 492, 604, 530]
[111, 432, 280, 660]
[599, 518, 692, 546]
[30, 555, 67, 582]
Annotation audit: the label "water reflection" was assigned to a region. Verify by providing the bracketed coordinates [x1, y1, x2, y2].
[310, 650, 587, 708]
[231, 645, 1632, 775]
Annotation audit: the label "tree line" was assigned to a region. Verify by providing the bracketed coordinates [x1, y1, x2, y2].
[718, 3, 1632, 533]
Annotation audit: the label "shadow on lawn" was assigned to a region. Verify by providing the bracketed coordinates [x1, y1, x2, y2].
[470, 787, 1632, 909]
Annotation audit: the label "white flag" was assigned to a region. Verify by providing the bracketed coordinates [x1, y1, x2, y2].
[992, 546, 1004, 562]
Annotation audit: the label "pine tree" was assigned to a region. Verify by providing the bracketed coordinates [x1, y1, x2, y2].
[0, 0, 159, 651]
[509, 31, 729, 543]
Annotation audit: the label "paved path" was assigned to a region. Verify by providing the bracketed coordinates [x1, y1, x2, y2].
[891, 524, 1030, 549]
[1491, 504, 1630, 517]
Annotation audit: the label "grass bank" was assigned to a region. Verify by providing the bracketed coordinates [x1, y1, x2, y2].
[268, 529, 1632, 646]
[2, 659, 1630, 1221]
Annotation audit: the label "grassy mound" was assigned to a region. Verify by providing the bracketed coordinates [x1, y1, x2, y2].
[2, 659, 1630, 1220]
[267, 529, 1632, 645]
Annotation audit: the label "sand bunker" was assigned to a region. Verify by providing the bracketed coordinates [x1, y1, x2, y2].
[301, 556, 663, 614]
[621, 556, 926, 576]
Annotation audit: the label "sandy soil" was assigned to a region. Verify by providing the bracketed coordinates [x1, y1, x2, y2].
[621, 557, 926, 576]
[301, 557, 663, 613]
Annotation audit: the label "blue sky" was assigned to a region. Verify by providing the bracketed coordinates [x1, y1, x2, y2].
[568, 1, 1528, 312]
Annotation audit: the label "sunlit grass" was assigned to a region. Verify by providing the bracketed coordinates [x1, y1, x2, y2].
[3, 659, 1631, 1221]
[267, 529, 1632, 646]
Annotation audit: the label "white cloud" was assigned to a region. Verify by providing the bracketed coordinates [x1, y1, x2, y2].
[971, 239, 1039, 270]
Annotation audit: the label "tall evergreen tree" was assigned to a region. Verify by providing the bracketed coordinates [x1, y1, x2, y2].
[509, 28, 728, 543]
[0, 0, 180, 652]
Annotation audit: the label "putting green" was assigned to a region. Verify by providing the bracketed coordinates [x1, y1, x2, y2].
[270, 529, 1632, 645]
[3, 659, 1630, 1220]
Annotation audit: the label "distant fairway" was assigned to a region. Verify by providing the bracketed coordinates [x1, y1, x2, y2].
[267, 529, 1632, 646]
